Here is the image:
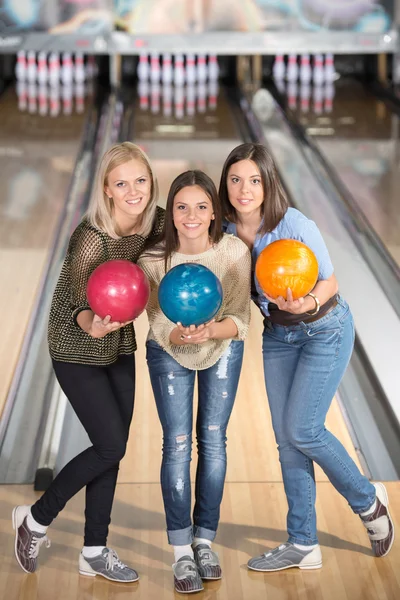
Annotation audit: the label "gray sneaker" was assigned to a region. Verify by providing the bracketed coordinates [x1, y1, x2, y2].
[79, 548, 139, 582]
[12, 505, 51, 574]
[248, 542, 322, 572]
[173, 556, 204, 594]
[193, 544, 222, 580]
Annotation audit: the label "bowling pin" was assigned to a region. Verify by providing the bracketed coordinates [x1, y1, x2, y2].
[313, 54, 325, 85]
[287, 80, 298, 111]
[196, 54, 207, 83]
[48, 52, 60, 87]
[186, 54, 197, 85]
[274, 77, 286, 94]
[62, 82, 73, 115]
[61, 52, 74, 86]
[15, 50, 27, 81]
[16, 80, 27, 111]
[324, 53, 335, 82]
[27, 51, 37, 83]
[137, 53, 149, 81]
[74, 52, 85, 83]
[286, 54, 298, 82]
[138, 80, 149, 111]
[162, 84, 173, 117]
[161, 53, 173, 84]
[174, 54, 186, 86]
[272, 54, 285, 81]
[28, 81, 37, 114]
[38, 84, 48, 116]
[299, 54, 312, 84]
[75, 81, 85, 114]
[208, 54, 219, 81]
[197, 81, 207, 113]
[37, 52, 48, 85]
[150, 52, 161, 84]
[186, 82, 196, 116]
[208, 79, 219, 110]
[174, 85, 185, 120]
[49, 84, 61, 117]
[313, 84, 324, 115]
[150, 81, 161, 114]
[324, 82, 335, 113]
[300, 82, 311, 113]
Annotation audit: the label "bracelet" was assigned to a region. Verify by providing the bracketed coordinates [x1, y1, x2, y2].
[305, 293, 320, 316]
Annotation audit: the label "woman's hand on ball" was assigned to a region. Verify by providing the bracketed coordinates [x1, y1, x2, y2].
[177, 320, 215, 344]
[89, 314, 133, 338]
[264, 288, 306, 314]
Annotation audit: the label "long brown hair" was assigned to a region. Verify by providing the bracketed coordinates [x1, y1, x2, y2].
[218, 143, 288, 235]
[145, 170, 223, 272]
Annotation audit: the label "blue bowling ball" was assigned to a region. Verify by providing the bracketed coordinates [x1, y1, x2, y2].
[158, 263, 223, 327]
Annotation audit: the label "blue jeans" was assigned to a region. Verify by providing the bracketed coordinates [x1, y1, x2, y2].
[146, 339, 244, 546]
[262, 296, 376, 545]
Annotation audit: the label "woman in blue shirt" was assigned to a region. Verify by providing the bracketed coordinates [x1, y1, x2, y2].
[219, 143, 394, 571]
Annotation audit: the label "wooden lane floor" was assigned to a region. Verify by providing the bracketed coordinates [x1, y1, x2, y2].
[0, 481, 399, 599]
[0, 85, 90, 417]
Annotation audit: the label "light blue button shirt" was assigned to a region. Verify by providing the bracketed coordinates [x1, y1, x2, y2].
[224, 208, 334, 316]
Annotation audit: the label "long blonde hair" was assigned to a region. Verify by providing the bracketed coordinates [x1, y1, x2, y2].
[87, 142, 159, 239]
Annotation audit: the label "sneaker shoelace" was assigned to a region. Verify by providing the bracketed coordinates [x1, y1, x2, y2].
[198, 549, 218, 566]
[175, 560, 197, 579]
[184, 563, 196, 575]
[105, 549, 126, 571]
[264, 544, 287, 558]
[29, 534, 51, 558]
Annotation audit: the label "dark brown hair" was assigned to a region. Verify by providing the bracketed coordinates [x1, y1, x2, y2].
[218, 143, 288, 235]
[145, 170, 223, 272]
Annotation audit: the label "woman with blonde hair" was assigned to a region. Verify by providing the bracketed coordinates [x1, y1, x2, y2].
[12, 142, 164, 582]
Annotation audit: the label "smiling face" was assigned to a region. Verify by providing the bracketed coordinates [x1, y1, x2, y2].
[104, 158, 151, 225]
[226, 159, 264, 216]
[173, 185, 215, 245]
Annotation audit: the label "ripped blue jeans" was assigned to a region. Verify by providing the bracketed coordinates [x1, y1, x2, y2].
[146, 339, 244, 546]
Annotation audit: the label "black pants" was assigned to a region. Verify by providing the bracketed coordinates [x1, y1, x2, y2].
[31, 354, 135, 546]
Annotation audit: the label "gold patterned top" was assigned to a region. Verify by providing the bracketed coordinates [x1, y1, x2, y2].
[138, 234, 251, 370]
[48, 206, 165, 366]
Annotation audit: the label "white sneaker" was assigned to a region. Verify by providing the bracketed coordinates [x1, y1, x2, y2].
[248, 542, 322, 572]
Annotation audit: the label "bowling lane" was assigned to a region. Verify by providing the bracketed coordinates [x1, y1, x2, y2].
[289, 77, 400, 267]
[125, 84, 243, 197]
[0, 83, 91, 415]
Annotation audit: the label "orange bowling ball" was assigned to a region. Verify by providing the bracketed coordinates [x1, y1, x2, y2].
[255, 239, 319, 300]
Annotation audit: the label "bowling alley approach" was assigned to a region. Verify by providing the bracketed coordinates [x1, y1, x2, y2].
[0, 1, 400, 599]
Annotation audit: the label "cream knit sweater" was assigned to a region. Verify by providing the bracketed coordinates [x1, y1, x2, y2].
[138, 234, 251, 370]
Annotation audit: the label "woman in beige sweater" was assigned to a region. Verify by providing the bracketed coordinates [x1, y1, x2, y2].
[138, 170, 251, 594]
